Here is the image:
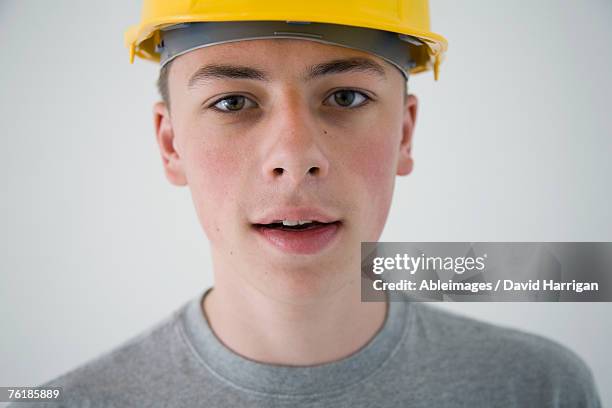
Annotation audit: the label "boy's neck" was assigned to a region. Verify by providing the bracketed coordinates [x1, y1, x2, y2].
[202, 275, 387, 366]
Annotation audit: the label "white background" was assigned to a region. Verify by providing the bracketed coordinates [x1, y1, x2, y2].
[1, 0, 611, 405]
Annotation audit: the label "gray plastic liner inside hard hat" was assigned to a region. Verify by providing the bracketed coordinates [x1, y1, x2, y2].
[157, 21, 418, 81]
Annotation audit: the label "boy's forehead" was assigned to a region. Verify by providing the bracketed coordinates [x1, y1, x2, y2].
[170, 39, 398, 84]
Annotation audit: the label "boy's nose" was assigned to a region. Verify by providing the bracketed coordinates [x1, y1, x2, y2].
[261, 102, 330, 186]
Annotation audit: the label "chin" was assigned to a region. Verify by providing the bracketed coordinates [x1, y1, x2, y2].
[253, 261, 354, 304]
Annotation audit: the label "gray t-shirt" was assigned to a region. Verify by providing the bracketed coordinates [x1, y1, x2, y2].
[11, 289, 601, 407]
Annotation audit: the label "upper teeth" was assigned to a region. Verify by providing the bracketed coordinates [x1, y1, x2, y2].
[282, 220, 313, 226]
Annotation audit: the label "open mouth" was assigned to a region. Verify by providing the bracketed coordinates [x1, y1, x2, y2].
[253, 220, 341, 232]
[252, 219, 342, 254]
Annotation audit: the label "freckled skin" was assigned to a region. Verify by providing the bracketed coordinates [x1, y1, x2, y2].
[154, 39, 417, 302]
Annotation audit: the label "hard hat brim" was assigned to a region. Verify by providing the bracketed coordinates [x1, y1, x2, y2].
[125, 6, 447, 79]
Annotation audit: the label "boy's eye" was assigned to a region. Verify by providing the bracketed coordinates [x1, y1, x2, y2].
[210, 90, 370, 113]
[212, 95, 257, 112]
[324, 90, 369, 108]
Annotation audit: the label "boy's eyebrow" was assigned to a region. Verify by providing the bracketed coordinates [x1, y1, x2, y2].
[187, 57, 386, 88]
[305, 57, 387, 81]
[188, 64, 269, 88]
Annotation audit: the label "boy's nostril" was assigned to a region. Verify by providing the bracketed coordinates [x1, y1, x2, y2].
[273, 168, 284, 176]
[308, 167, 319, 175]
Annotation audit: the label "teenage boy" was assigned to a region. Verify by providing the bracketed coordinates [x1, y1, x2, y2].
[12, 1, 601, 407]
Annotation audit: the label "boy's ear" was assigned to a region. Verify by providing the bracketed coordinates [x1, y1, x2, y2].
[396, 94, 418, 176]
[153, 102, 187, 186]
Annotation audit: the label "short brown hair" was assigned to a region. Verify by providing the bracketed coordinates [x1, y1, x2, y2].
[157, 60, 173, 108]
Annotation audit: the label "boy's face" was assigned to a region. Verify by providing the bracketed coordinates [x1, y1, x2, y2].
[154, 39, 417, 302]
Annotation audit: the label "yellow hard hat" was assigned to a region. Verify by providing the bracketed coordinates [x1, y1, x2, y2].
[125, 0, 447, 80]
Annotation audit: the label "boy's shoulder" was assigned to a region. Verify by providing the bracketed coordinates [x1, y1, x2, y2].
[9, 307, 186, 407]
[404, 302, 600, 406]
[412, 301, 587, 367]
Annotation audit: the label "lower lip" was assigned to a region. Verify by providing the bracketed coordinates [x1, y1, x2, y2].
[254, 222, 341, 255]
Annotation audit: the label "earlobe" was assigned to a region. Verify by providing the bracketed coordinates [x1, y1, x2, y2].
[396, 94, 418, 176]
[153, 102, 187, 186]
[396, 146, 414, 176]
